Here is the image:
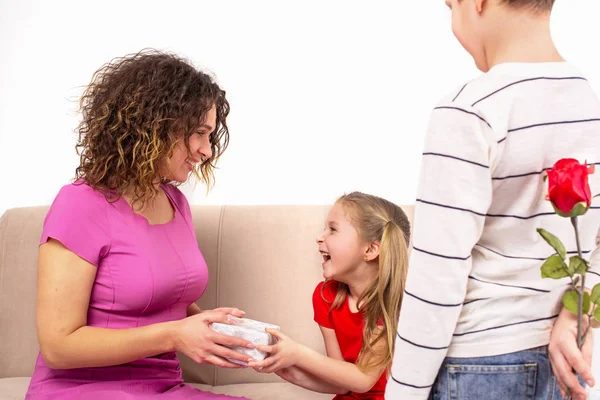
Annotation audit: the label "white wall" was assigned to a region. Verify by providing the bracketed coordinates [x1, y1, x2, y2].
[1, 1, 599, 212]
[2, 0, 600, 387]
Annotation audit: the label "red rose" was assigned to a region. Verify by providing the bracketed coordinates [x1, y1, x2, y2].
[547, 158, 595, 217]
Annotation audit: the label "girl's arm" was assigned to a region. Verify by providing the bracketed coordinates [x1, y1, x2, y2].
[275, 366, 348, 395]
[293, 336, 384, 393]
[249, 327, 385, 394]
[318, 326, 344, 359]
[254, 326, 348, 394]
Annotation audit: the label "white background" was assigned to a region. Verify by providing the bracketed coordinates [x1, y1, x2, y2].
[2, 0, 600, 386]
[1, 0, 598, 214]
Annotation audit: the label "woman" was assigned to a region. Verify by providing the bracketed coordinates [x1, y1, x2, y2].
[25, 49, 251, 399]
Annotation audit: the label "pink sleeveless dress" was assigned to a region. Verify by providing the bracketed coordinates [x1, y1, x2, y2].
[25, 181, 246, 399]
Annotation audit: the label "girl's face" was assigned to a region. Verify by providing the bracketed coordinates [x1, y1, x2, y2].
[162, 105, 216, 183]
[316, 203, 369, 282]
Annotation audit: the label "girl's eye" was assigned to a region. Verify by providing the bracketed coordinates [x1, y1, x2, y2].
[329, 227, 336, 232]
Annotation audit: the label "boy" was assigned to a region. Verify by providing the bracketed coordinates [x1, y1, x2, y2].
[386, 1, 600, 399]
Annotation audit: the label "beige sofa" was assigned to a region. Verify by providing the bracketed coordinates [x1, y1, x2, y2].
[0, 203, 414, 400]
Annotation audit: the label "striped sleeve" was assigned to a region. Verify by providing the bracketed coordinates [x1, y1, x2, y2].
[386, 105, 496, 399]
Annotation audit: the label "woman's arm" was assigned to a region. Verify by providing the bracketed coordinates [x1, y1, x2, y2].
[37, 239, 253, 369]
[187, 303, 203, 316]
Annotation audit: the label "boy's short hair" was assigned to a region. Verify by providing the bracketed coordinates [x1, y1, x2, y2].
[501, 0, 555, 12]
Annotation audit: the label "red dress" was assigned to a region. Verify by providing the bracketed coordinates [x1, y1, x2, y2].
[312, 280, 387, 400]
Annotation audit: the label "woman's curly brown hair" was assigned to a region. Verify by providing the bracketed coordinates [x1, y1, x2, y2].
[75, 49, 230, 208]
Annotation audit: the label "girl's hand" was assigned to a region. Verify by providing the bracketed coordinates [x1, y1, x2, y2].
[248, 329, 300, 373]
[173, 309, 255, 368]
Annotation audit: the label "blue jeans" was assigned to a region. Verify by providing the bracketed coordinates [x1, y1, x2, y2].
[429, 346, 576, 400]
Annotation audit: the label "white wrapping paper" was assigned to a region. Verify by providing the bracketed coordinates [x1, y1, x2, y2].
[210, 315, 280, 366]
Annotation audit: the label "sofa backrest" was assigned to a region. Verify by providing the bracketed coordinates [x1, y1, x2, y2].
[0, 204, 413, 385]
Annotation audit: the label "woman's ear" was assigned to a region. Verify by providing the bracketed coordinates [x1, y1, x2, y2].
[364, 241, 381, 262]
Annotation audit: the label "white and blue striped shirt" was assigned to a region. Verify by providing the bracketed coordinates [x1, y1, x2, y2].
[386, 62, 600, 399]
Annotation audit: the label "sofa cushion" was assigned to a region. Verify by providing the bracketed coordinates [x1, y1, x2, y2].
[0, 377, 332, 400]
[196, 382, 332, 399]
[0, 377, 31, 400]
[0, 204, 414, 389]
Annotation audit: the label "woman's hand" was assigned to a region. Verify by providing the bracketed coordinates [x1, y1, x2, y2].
[211, 307, 245, 318]
[549, 308, 595, 400]
[187, 304, 246, 318]
[173, 308, 255, 368]
[248, 329, 300, 373]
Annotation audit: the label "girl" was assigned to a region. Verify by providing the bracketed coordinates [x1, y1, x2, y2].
[248, 192, 411, 399]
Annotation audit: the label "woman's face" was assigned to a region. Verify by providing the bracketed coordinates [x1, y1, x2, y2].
[163, 105, 216, 183]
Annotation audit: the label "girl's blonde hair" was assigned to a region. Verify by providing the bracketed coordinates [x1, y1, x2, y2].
[324, 192, 410, 375]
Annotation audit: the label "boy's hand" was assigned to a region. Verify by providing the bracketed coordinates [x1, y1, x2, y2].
[549, 308, 594, 400]
[248, 329, 299, 373]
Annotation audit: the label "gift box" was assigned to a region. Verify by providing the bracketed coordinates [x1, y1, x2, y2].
[210, 315, 280, 366]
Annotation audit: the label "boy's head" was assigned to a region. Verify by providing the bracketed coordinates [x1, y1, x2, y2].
[492, 0, 554, 11]
[446, 0, 556, 72]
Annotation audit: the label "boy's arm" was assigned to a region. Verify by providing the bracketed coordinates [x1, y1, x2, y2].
[548, 245, 600, 399]
[385, 105, 495, 399]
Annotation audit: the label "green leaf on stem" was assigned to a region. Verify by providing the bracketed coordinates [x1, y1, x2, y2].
[562, 291, 590, 314]
[563, 291, 578, 314]
[537, 228, 567, 260]
[594, 307, 600, 323]
[541, 255, 569, 279]
[569, 256, 588, 276]
[591, 284, 600, 305]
